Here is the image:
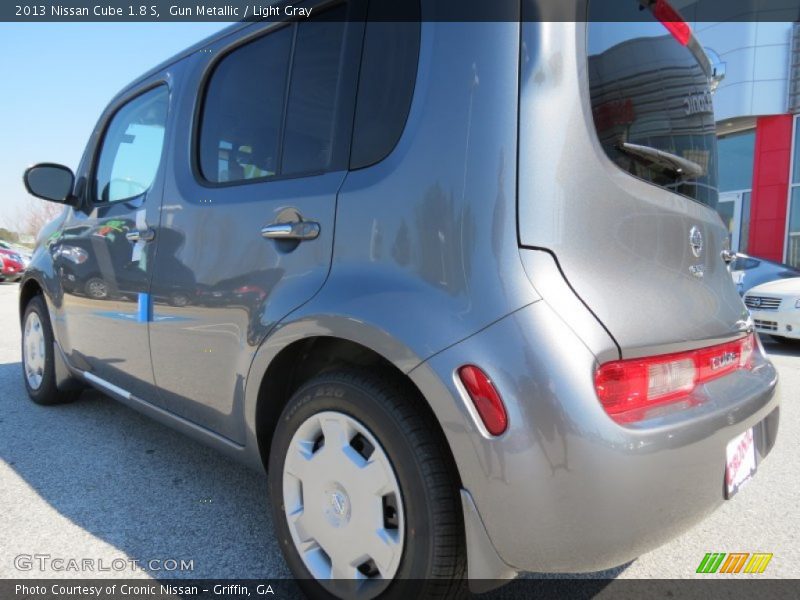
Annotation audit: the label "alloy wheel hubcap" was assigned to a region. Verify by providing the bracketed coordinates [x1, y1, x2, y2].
[282, 411, 404, 589]
[23, 311, 46, 390]
[87, 280, 107, 298]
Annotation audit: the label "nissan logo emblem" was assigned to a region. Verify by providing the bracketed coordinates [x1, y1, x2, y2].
[689, 226, 703, 258]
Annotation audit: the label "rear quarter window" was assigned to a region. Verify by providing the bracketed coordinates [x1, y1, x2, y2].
[349, 0, 420, 170]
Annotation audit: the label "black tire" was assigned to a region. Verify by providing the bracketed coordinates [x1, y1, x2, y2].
[268, 368, 466, 600]
[21, 295, 80, 405]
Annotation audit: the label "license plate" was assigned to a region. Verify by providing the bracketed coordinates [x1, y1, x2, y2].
[725, 428, 756, 498]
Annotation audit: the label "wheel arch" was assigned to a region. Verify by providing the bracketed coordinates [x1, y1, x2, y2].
[19, 276, 44, 321]
[244, 317, 460, 489]
[19, 275, 82, 394]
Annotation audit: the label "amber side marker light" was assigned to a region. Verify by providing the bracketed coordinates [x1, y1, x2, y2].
[457, 365, 508, 436]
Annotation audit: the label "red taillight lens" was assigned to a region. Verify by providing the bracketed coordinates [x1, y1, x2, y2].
[595, 333, 756, 423]
[458, 365, 508, 436]
[653, 0, 691, 46]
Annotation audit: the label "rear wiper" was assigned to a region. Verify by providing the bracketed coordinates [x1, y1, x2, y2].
[617, 142, 705, 181]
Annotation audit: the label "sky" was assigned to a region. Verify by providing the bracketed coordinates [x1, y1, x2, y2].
[0, 22, 228, 230]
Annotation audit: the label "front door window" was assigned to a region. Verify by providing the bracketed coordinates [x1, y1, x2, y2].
[95, 86, 169, 203]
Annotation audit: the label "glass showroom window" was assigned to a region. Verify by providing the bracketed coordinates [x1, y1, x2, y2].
[717, 129, 755, 252]
[789, 116, 800, 267]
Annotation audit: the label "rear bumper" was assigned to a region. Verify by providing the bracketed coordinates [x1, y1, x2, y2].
[749, 308, 800, 340]
[411, 301, 780, 573]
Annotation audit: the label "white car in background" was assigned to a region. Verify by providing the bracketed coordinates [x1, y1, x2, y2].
[744, 277, 800, 344]
[729, 253, 800, 296]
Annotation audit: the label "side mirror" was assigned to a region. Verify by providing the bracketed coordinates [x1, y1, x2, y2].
[23, 163, 78, 205]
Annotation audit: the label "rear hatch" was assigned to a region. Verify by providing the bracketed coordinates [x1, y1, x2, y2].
[517, 2, 749, 358]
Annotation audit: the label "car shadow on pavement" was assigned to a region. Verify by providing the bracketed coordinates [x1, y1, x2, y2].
[762, 339, 800, 358]
[0, 360, 289, 579]
[0, 358, 631, 586]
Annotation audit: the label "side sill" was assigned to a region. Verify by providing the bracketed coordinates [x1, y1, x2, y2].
[77, 369, 262, 471]
[80, 370, 245, 452]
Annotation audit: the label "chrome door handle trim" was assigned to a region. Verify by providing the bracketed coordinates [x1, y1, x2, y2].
[261, 221, 320, 241]
[126, 228, 155, 243]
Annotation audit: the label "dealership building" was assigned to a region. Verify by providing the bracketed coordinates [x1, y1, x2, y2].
[697, 21, 800, 266]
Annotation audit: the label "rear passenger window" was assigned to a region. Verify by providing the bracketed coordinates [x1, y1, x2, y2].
[198, 6, 348, 183]
[349, 1, 420, 170]
[282, 10, 347, 174]
[198, 26, 292, 183]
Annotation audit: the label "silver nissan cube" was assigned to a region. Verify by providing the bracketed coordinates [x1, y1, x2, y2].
[19, 0, 779, 597]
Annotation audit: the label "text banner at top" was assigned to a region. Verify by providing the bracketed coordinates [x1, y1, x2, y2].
[3, 0, 800, 23]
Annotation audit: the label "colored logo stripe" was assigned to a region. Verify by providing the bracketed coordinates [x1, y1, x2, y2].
[697, 553, 726, 573]
[697, 552, 773, 574]
[720, 553, 749, 573]
[744, 553, 773, 574]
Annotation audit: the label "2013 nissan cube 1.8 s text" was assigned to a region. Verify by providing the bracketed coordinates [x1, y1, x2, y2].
[18, 1, 780, 598]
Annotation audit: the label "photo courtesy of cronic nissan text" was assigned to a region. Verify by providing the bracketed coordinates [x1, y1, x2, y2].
[1, 1, 799, 600]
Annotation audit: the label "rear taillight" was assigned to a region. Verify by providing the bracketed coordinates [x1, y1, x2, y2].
[653, 0, 691, 46]
[595, 333, 756, 423]
[457, 365, 508, 436]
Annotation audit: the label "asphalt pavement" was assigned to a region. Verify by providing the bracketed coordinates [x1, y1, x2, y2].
[0, 281, 797, 584]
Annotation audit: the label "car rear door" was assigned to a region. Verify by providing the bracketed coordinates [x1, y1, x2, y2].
[146, 5, 363, 443]
[518, 3, 748, 358]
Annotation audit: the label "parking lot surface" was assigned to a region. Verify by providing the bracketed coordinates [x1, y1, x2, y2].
[1, 281, 798, 582]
